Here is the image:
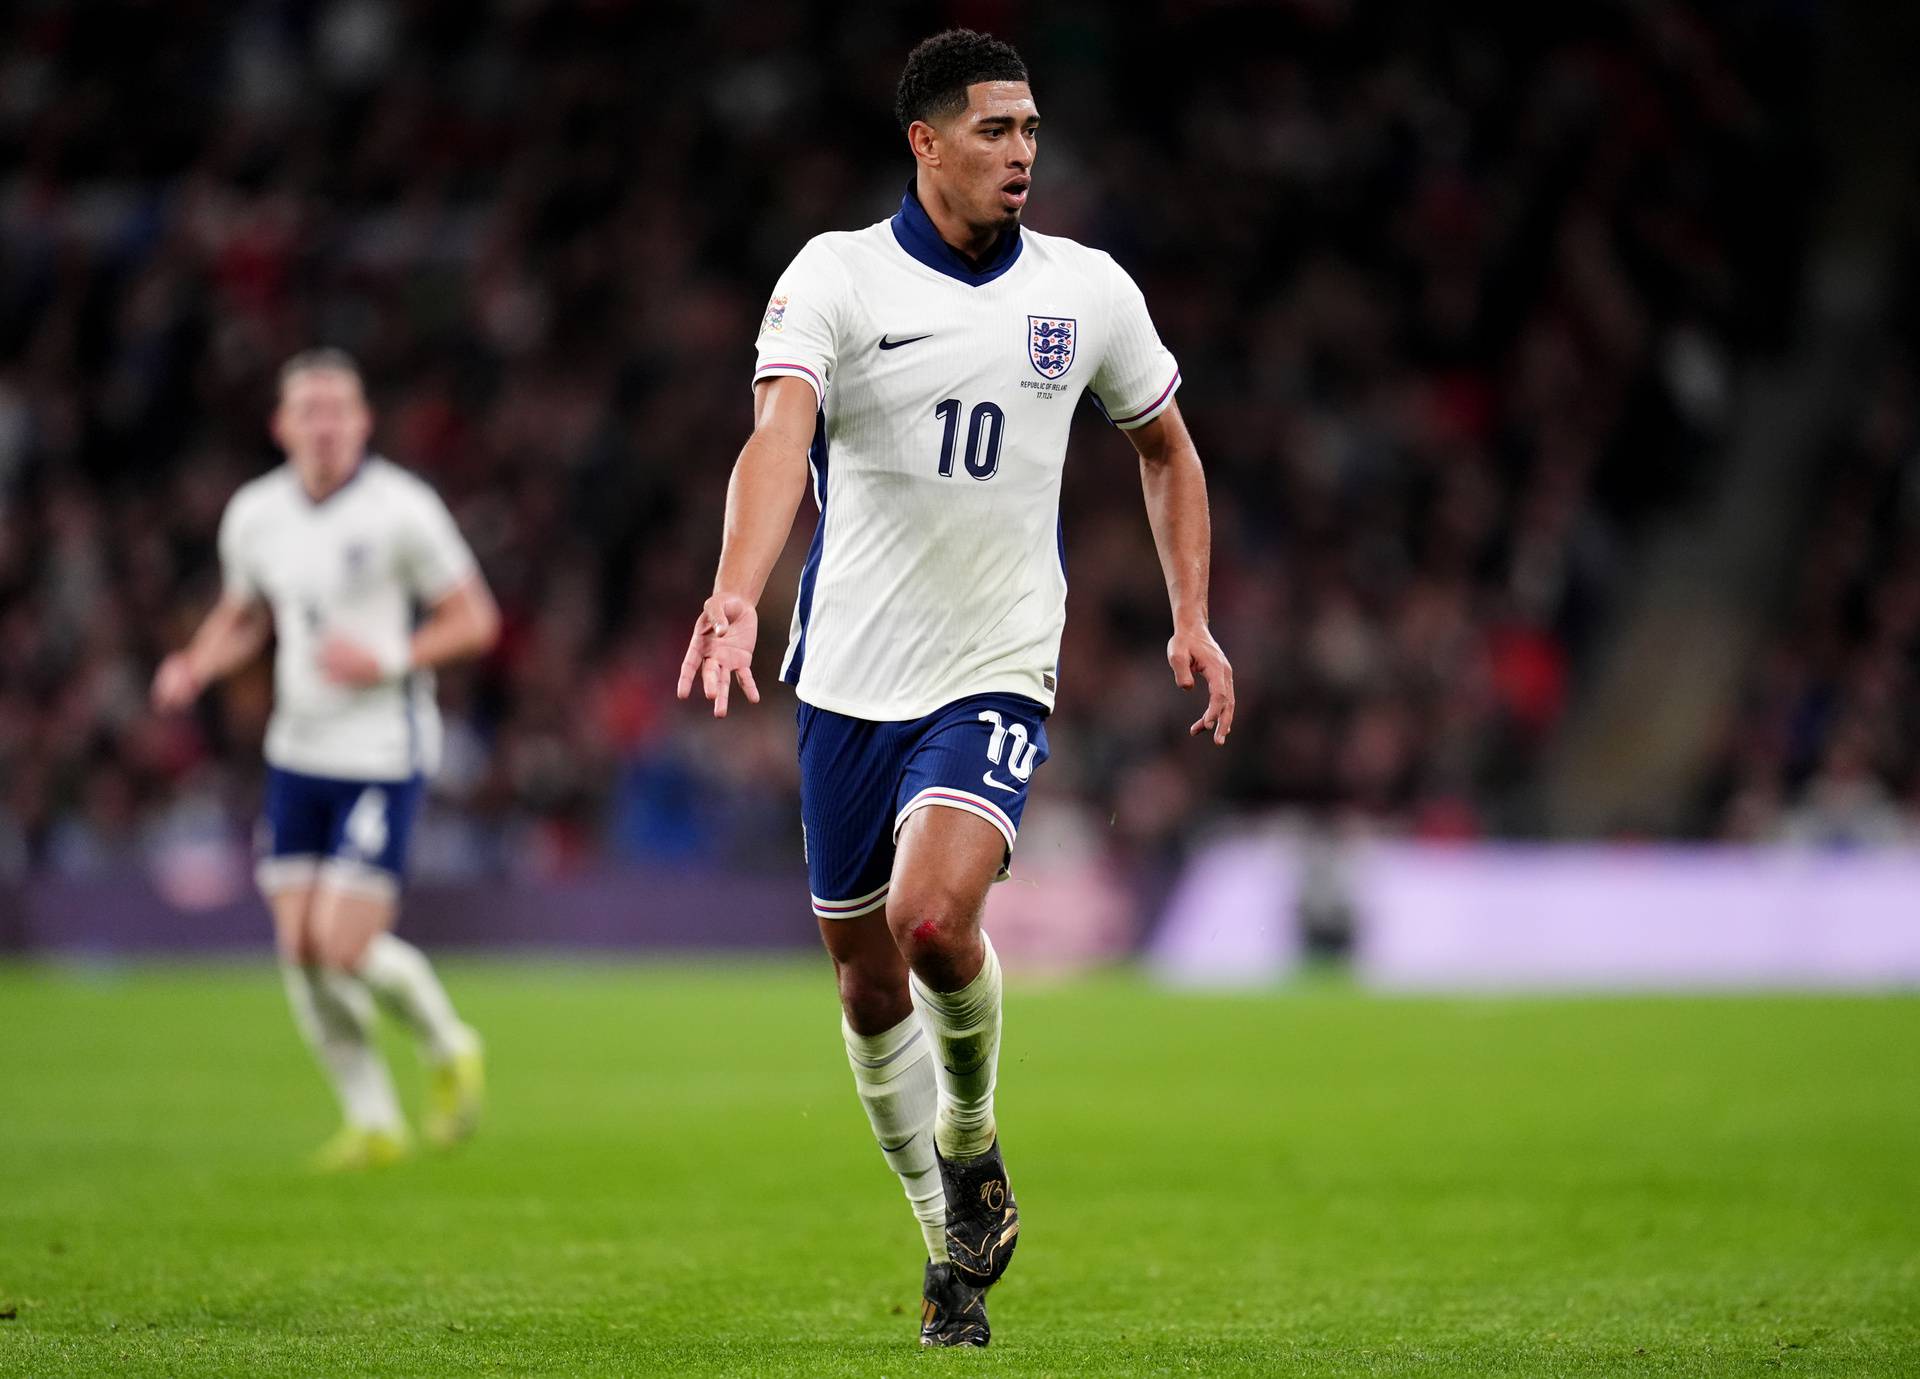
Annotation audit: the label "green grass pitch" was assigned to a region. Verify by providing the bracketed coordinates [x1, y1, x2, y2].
[0, 959, 1915, 1377]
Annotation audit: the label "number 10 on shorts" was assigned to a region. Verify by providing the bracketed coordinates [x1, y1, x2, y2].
[978, 709, 1037, 782]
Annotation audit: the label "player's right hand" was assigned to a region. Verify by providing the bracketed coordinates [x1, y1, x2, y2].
[150, 653, 203, 713]
[677, 593, 761, 719]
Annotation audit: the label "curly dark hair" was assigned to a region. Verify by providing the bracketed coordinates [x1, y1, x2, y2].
[893, 29, 1029, 132]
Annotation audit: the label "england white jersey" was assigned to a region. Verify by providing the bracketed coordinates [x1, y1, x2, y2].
[753, 186, 1180, 722]
[217, 455, 478, 781]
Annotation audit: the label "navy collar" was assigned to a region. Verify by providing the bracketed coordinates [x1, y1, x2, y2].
[889, 181, 1023, 287]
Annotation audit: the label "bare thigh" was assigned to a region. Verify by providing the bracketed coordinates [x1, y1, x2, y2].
[264, 884, 320, 964]
[308, 886, 398, 971]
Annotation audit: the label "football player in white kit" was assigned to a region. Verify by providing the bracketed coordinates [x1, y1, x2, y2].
[677, 31, 1234, 1346]
[153, 349, 498, 1171]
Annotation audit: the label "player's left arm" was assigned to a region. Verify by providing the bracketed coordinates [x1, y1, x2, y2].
[320, 482, 501, 688]
[318, 574, 501, 688]
[409, 574, 502, 671]
[1126, 398, 1234, 745]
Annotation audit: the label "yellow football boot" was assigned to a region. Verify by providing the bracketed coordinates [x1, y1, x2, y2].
[424, 1036, 485, 1150]
[311, 1124, 411, 1173]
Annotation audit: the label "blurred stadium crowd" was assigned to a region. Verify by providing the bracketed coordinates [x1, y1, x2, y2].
[0, 2, 1821, 882]
[1705, 221, 1920, 846]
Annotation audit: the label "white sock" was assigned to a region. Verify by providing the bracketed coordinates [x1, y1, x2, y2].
[843, 1013, 948, 1262]
[356, 933, 474, 1065]
[910, 934, 1003, 1163]
[280, 963, 404, 1134]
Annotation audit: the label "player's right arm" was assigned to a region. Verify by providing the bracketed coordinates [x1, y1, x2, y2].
[682, 237, 844, 718]
[151, 591, 271, 712]
[153, 492, 274, 712]
[676, 374, 817, 718]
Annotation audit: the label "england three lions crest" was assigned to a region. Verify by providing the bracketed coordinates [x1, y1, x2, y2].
[1028, 316, 1076, 379]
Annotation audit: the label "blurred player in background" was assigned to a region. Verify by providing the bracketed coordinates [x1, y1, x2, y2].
[679, 30, 1233, 1346]
[153, 349, 499, 1170]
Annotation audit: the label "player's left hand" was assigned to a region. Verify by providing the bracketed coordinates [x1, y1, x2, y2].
[677, 593, 761, 718]
[318, 635, 387, 688]
[1169, 623, 1234, 745]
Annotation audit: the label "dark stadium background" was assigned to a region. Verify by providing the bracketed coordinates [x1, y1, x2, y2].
[1, 0, 1917, 973]
[4, 6, 1919, 1377]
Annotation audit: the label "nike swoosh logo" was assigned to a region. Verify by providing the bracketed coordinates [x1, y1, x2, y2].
[982, 772, 1019, 794]
[878, 334, 932, 350]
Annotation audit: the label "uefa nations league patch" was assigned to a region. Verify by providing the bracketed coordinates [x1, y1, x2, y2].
[761, 294, 788, 334]
[1029, 316, 1075, 379]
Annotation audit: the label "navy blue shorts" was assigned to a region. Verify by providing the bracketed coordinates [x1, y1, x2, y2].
[797, 693, 1050, 920]
[255, 766, 425, 898]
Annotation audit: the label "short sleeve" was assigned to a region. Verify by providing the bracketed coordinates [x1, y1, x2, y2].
[217, 496, 261, 603]
[1089, 255, 1181, 431]
[400, 481, 479, 603]
[752, 238, 846, 410]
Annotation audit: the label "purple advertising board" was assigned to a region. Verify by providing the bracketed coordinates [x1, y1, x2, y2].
[1353, 844, 1920, 991]
[3, 868, 819, 957]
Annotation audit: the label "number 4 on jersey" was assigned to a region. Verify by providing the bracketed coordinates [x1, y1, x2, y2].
[935, 399, 1005, 480]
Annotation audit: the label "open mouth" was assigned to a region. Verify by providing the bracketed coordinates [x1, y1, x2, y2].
[1001, 177, 1030, 207]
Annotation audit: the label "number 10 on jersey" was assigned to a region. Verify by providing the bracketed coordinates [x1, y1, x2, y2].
[934, 399, 1004, 480]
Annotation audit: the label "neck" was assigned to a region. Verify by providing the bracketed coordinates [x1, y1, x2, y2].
[915, 171, 1002, 264]
[295, 456, 361, 503]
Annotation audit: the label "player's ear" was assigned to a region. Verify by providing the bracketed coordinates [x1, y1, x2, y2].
[907, 119, 941, 168]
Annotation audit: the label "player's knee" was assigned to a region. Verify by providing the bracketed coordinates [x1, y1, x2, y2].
[271, 910, 316, 965]
[835, 962, 911, 1033]
[886, 886, 979, 976]
[312, 927, 362, 973]
[821, 917, 913, 1031]
[827, 941, 907, 1027]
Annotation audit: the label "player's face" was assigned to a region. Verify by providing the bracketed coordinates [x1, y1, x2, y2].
[273, 368, 372, 494]
[940, 81, 1040, 230]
